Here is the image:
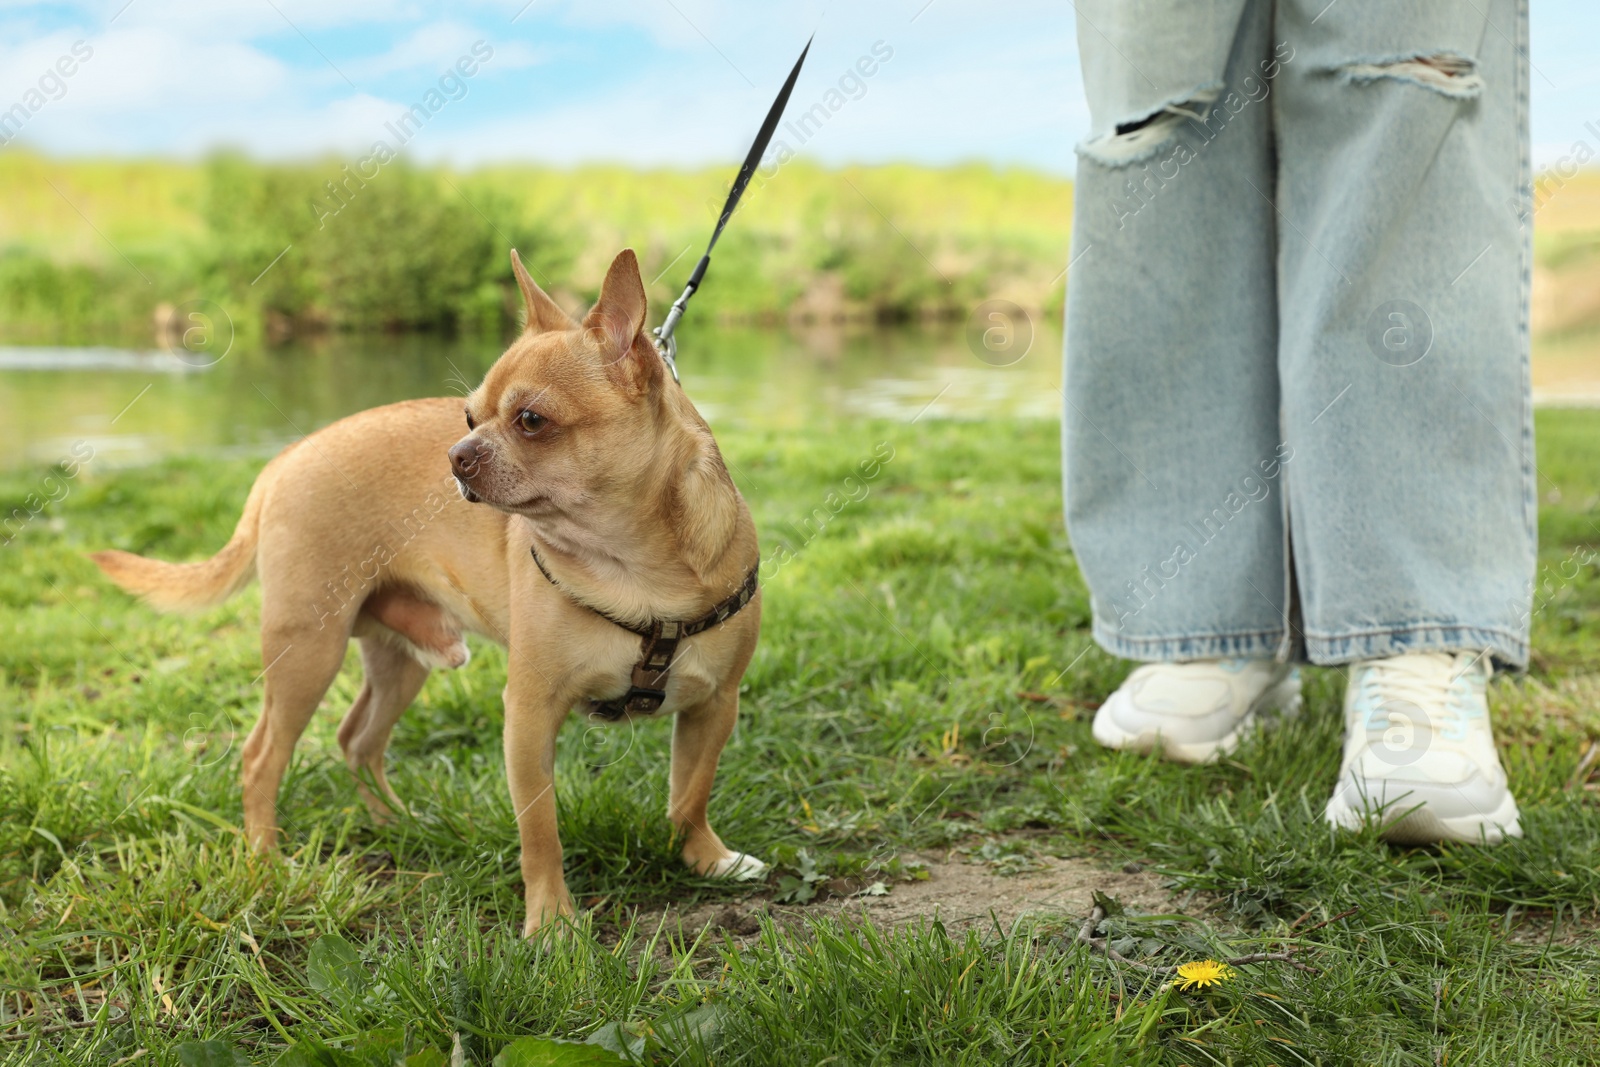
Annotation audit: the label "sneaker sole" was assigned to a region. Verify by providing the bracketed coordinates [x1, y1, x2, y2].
[1091, 673, 1302, 765]
[1324, 786, 1522, 845]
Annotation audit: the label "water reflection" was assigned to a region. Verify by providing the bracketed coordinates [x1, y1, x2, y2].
[2, 323, 1595, 471]
[0, 324, 1065, 470]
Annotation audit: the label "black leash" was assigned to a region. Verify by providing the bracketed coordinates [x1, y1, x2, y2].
[652, 36, 813, 381]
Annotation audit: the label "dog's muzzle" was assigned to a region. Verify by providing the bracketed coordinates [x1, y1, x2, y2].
[455, 476, 481, 504]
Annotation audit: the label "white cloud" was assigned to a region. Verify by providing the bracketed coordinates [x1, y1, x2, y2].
[102, 0, 426, 36]
[541, 0, 745, 51]
[0, 0, 1594, 176]
[340, 20, 543, 82]
[65, 27, 292, 111]
[408, 4, 1082, 171]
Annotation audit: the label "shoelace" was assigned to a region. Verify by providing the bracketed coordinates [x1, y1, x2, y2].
[1357, 652, 1487, 741]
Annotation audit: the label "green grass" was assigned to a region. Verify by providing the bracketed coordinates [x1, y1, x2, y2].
[2, 411, 1599, 1064]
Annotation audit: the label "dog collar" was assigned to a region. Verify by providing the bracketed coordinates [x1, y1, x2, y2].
[528, 541, 759, 720]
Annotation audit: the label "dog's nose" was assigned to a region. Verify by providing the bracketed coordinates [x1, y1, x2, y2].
[449, 438, 485, 479]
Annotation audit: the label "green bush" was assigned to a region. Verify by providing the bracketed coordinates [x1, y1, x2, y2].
[0, 154, 572, 342]
[0, 248, 193, 344]
[198, 154, 570, 333]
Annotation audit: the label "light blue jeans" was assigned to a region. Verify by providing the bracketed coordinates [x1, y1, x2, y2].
[1063, 0, 1535, 669]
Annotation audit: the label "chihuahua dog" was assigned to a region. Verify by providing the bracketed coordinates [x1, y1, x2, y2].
[92, 249, 765, 933]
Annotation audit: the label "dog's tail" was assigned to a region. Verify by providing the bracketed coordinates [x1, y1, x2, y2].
[89, 472, 269, 613]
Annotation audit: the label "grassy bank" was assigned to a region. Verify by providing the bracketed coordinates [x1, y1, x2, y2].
[1, 409, 1598, 1063]
[0, 152, 1072, 345]
[6, 153, 1600, 349]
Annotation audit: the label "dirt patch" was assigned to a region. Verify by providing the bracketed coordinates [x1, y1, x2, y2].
[1503, 909, 1600, 948]
[629, 849, 1177, 941]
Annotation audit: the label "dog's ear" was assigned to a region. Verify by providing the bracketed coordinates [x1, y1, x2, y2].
[582, 249, 655, 389]
[511, 249, 575, 334]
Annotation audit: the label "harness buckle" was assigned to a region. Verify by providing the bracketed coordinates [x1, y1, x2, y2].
[623, 683, 668, 715]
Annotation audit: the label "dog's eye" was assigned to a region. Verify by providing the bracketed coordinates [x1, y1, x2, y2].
[464, 409, 476, 430]
[518, 410, 546, 434]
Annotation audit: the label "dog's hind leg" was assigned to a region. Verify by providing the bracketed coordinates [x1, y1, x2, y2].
[670, 679, 766, 881]
[337, 637, 429, 823]
[240, 626, 349, 854]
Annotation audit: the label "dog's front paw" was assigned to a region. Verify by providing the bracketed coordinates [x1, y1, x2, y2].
[521, 884, 576, 936]
[704, 851, 768, 881]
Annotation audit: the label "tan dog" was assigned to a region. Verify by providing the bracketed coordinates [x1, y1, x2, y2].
[91, 249, 765, 933]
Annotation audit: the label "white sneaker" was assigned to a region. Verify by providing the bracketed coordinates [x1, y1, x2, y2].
[1324, 651, 1522, 845]
[1092, 659, 1301, 764]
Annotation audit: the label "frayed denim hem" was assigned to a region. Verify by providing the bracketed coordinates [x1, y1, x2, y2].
[1092, 620, 1285, 663]
[1304, 624, 1529, 671]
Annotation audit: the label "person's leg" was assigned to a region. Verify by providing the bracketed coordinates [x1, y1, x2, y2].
[1065, 0, 1293, 665]
[1067, 0, 1308, 762]
[1272, 0, 1533, 841]
[1273, 0, 1534, 666]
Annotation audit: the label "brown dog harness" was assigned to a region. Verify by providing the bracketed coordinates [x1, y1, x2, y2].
[529, 543, 759, 720]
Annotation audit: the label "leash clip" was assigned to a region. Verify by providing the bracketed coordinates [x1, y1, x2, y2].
[651, 327, 680, 383]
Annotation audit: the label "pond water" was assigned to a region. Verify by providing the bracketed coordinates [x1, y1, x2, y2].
[1, 324, 1595, 472]
[0, 324, 1063, 472]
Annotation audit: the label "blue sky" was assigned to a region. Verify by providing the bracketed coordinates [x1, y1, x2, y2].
[0, 0, 1594, 174]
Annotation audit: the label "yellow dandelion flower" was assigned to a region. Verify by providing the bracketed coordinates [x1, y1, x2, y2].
[1172, 959, 1234, 991]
